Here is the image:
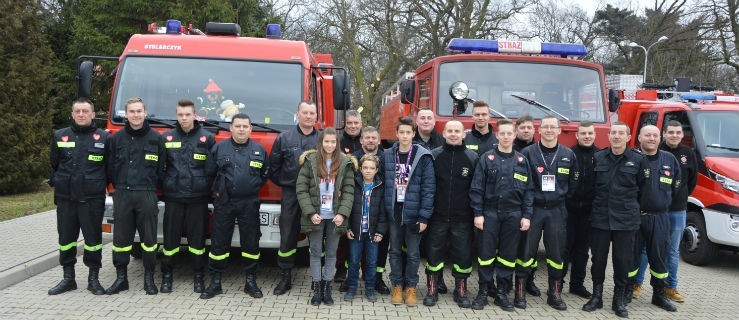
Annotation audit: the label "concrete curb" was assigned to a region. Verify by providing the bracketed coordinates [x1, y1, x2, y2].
[0, 244, 79, 290]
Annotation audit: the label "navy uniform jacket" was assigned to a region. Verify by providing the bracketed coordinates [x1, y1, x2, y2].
[463, 124, 498, 156]
[659, 142, 697, 211]
[521, 142, 579, 207]
[470, 148, 534, 219]
[639, 150, 681, 213]
[161, 121, 216, 203]
[207, 138, 268, 202]
[268, 125, 318, 188]
[107, 121, 165, 191]
[50, 123, 109, 202]
[591, 148, 651, 231]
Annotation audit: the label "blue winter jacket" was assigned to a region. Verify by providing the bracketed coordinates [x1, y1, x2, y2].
[382, 143, 435, 225]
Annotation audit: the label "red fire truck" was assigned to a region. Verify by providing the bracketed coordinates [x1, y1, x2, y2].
[77, 20, 350, 256]
[614, 82, 739, 265]
[379, 38, 620, 149]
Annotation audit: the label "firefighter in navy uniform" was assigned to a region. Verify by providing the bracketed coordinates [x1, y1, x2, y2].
[200, 114, 269, 299]
[48, 98, 109, 296]
[105, 97, 166, 295]
[583, 122, 650, 318]
[563, 121, 598, 299]
[424, 120, 478, 308]
[159, 99, 215, 294]
[469, 119, 534, 311]
[518, 116, 579, 310]
[463, 101, 498, 156]
[269, 100, 319, 295]
[512, 115, 540, 297]
[624, 125, 679, 313]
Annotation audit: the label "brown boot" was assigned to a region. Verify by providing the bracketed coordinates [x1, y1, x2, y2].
[633, 284, 642, 298]
[405, 287, 418, 307]
[391, 286, 404, 305]
[665, 288, 685, 303]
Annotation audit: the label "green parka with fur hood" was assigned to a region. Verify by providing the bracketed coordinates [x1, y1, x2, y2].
[296, 149, 357, 234]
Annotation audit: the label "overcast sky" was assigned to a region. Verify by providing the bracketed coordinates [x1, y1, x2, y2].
[569, 0, 659, 14]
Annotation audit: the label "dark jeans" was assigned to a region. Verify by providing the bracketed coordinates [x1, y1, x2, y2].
[345, 232, 379, 292]
[389, 222, 422, 288]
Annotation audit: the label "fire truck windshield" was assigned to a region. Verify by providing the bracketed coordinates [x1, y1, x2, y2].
[437, 61, 605, 122]
[694, 111, 739, 157]
[111, 56, 302, 128]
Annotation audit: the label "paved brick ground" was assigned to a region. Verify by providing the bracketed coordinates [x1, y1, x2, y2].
[1, 242, 737, 320]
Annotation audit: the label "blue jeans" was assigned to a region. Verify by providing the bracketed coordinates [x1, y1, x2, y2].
[635, 210, 685, 288]
[389, 222, 422, 288]
[345, 232, 379, 293]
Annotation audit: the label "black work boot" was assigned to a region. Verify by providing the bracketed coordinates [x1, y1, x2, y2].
[105, 267, 129, 295]
[423, 272, 439, 306]
[612, 285, 629, 318]
[570, 282, 592, 298]
[583, 283, 604, 311]
[624, 280, 635, 304]
[514, 277, 527, 309]
[334, 264, 347, 282]
[273, 269, 292, 295]
[437, 272, 448, 294]
[200, 272, 223, 299]
[453, 278, 471, 308]
[193, 272, 205, 293]
[49, 266, 77, 295]
[244, 272, 263, 298]
[470, 286, 488, 310]
[375, 273, 390, 295]
[339, 279, 349, 292]
[651, 287, 677, 312]
[322, 280, 334, 305]
[144, 270, 158, 295]
[493, 278, 514, 312]
[87, 268, 105, 295]
[486, 280, 498, 297]
[310, 281, 322, 306]
[526, 269, 541, 296]
[160, 272, 173, 293]
[547, 277, 567, 310]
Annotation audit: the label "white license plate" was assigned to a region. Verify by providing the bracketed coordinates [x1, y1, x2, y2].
[259, 213, 269, 226]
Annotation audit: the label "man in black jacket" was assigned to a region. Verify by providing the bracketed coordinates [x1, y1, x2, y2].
[269, 100, 319, 295]
[518, 116, 579, 311]
[424, 120, 478, 308]
[105, 97, 166, 295]
[464, 101, 498, 156]
[582, 122, 650, 318]
[336, 109, 363, 286]
[48, 98, 109, 296]
[200, 114, 269, 299]
[469, 119, 534, 311]
[512, 115, 539, 297]
[564, 121, 598, 298]
[413, 108, 443, 151]
[159, 99, 215, 294]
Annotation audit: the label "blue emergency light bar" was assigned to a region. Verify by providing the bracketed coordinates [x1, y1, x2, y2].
[266, 24, 282, 39]
[166, 20, 182, 34]
[680, 93, 716, 101]
[447, 38, 588, 57]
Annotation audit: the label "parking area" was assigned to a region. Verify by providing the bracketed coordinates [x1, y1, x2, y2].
[1, 239, 737, 320]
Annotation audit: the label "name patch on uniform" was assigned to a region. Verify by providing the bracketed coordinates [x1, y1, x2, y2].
[467, 145, 479, 150]
[514, 173, 528, 182]
[557, 167, 570, 174]
[88, 155, 104, 162]
[660, 177, 672, 184]
[250, 161, 263, 168]
[57, 141, 75, 148]
[94, 143, 105, 148]
[145, 154, 159, 161]
[165, 142, 181, 148]
[193, 153, 207, 161]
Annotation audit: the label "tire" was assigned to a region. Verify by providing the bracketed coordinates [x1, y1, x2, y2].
[680, 211, 718, 266]
[130, 242, 143, 259]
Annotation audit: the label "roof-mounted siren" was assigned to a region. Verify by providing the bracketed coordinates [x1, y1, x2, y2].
[166, 20, 182, 34]
[205, 22, 241, 36]
[266, 24, 282, 39]
[446, 38, 587, 58]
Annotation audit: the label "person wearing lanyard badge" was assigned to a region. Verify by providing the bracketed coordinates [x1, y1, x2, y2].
[518, 115, 579, 310]
[382, 116, 435, 307]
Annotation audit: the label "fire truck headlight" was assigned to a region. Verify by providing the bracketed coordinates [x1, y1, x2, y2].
[710, 169, 739, 194]
[449, 81, 469, 101]
[729, 216, 739, 232]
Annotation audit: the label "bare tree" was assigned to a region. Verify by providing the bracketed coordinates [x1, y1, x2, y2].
[700, 0, 739, 90]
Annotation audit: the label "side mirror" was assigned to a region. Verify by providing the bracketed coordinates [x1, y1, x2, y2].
[401, 79, 415, 104]
[608, 89, 621, 112]
[333, 73, 350, 110]
[77, 61, 94, 99]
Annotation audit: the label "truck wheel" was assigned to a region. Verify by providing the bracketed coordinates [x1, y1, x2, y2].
[680, 211, 718, 266]
[130, 242, 143, 259]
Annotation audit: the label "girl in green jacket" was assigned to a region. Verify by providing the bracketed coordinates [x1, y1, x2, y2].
[296, 127, 356, 306]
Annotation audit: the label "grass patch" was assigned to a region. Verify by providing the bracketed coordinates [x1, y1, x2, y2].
[0, 185, 55, 222]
